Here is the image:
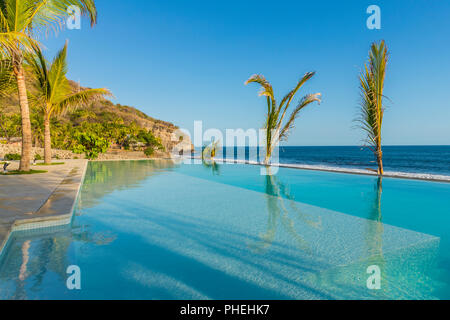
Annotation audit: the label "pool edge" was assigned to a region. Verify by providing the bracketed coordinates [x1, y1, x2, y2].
[0, 160, 88, 256]
[185, 156, 450, 184]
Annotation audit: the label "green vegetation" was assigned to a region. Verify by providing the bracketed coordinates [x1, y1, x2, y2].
[0, 107, 166, 159]
[144, 147, 155, 157]
[4, 153, 21, 160]
[245, 73, 321, 164]
[72, 131, 109, 159]
[27, 42, 112, 164]
[1, 169, 47, 175]
[0, 113, 21, 142]
[0, 1, 172, 167]
[0, 0, 98, 172]
[357, 41, 388, 176]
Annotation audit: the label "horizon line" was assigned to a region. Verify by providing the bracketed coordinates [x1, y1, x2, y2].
[194, 144, 450, 148]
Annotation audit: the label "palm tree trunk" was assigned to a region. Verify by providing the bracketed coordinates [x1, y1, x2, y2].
[264, 129, 272, 165]
[376, 148, 384, 175]
[14, 64, 32, 172]
[264, 148, 272, 165]
[44, 113, 52, 164]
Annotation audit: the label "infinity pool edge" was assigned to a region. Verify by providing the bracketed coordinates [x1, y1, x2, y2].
[0, 160, 88, 256]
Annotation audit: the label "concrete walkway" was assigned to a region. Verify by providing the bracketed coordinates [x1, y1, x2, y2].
[0, 160, 88, 254]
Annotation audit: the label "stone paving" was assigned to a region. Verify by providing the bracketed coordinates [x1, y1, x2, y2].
[0, 160, 88, 254]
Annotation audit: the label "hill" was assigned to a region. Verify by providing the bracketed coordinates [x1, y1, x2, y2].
[0, 80, 192, 158]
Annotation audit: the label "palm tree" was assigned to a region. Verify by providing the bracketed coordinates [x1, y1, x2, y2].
[202, 139, 220, 160]
[0, 0, 98, 171]
[245, 73, 321, 165]
[357, 41, 389, 175]
[27, 42, 111, 164]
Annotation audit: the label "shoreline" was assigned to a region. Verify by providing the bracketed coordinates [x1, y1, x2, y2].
[187, 156, 450, 183]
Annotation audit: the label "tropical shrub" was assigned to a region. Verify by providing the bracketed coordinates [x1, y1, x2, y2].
[0, 113, 164, 158]
[144, 147, 155, 157]
[4, 153, 21, 160]
[72, 132, 109, 159]
[137, 130, 164, 151]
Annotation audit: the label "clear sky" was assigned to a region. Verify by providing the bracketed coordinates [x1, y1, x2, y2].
[40, 0, 450, 146]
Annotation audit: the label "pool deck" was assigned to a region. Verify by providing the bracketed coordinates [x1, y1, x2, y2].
[0, 160, 88, 255]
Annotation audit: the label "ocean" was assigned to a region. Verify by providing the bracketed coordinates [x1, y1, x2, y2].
[194, 145, 450, 179]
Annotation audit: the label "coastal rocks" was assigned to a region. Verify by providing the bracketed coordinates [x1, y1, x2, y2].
[146, 125, 194, 154]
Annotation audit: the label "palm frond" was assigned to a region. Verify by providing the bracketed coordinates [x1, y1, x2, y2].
[0, 31, 38, 57]
[357, 41, 388, 152]
[278, 72, 315, 114]
[0, 57, 15, 96]
[0, 0, 97, 42]
[47, 40, 70, 103]
[279, 93, 321, 141]
[276, 72, 316, 132]
[26, 40, 112, 118]
[28, 0, 98, 35]
[245, 74, 278, 153]
[246, 72, 320, 163]
[357, 41, 389, 175]
[245, 74, 274, 100]
[55, 87, 112, 114]
[24, 41, 49, 95]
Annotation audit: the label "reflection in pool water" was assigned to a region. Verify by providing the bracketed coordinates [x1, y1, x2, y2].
[249, 169, 323, 254]
[0, 160, 448, 299]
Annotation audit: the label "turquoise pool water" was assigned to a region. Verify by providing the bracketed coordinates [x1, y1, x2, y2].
[1, 159, 449, 299]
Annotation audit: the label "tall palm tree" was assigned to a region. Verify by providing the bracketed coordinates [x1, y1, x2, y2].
[0, 0, 97, 171]
[358, 41, 389, 175]
[27, 42, 111, 164]
[245, 73, 321, 165]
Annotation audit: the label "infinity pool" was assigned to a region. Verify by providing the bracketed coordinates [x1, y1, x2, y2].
[1, 159, 449, 299]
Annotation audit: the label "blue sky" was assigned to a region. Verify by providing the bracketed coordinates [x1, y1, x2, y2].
[41, 0, 450, 146]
